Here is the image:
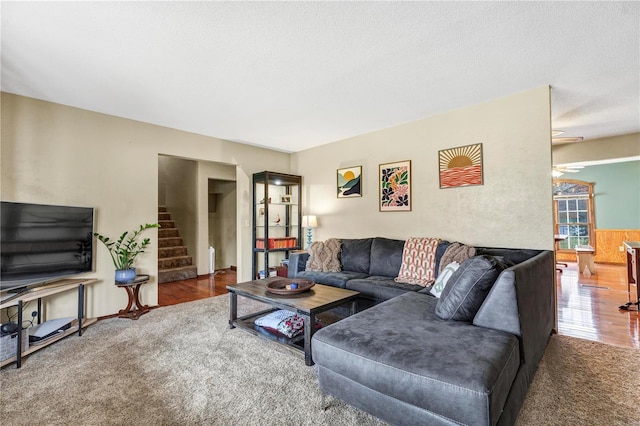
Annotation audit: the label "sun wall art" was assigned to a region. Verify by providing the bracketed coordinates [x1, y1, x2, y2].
[337, 166, 362, 198]
[438, 143, 483, 189]
[379, 160, 411, 211]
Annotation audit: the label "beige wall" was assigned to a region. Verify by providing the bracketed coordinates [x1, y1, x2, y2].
[552, 132, 640, 165]
[292, 87, 554, 250]
[1, 93, 290, 318]
[1, 88, 554, 318]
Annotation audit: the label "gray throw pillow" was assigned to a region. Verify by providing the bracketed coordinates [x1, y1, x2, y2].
[435, 255, 505, 321]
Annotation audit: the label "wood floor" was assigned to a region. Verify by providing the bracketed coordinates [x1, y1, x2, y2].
[556, 262, 638, 348]
[157, 269, 234, 306]
[158, 263, 639, 349]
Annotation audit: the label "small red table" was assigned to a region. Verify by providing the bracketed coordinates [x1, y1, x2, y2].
[115, 275, 150, 319]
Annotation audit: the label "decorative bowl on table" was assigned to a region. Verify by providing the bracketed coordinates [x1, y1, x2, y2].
[266, 279, 315, 295]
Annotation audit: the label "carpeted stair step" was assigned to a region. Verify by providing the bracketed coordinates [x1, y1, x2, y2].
[158, 266, 197, 283]
[159, 237, 184, 248]
[158, 255, 193, 269]
[158, 227, 180, 238]
[157, 206, 196, 283]
[159, 246, 188, 258]
[159, 219, 175, 229]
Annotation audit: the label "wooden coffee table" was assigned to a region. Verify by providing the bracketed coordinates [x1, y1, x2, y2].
[227, 277, 359, 366]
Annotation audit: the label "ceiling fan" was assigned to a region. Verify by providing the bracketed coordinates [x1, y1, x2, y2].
[552, 165, 583, 177]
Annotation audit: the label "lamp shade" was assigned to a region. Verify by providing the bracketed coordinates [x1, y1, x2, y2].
[301, 215, 318, 228]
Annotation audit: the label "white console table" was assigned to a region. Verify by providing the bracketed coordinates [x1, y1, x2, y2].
[0, 278, 98, 368]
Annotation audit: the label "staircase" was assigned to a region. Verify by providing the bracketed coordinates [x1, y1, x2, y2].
[158, 206, 197, 283]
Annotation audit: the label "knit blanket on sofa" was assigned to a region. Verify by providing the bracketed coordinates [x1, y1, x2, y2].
[394, 237, 440, 286]
[438, 242, 476, 274]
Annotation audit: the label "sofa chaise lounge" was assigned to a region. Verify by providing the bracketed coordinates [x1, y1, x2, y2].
[288, 237, 555, 425]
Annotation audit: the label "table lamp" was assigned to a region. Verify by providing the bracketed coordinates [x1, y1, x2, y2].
[301, 215, 318, 249]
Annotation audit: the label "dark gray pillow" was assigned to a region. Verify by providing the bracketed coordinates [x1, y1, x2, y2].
[435, 255, 505, 321]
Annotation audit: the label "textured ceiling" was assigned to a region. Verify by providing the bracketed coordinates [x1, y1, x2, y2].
[1, 1, 638, 153]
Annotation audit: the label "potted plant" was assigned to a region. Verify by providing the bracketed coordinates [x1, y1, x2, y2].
[94, 223, 160, 282]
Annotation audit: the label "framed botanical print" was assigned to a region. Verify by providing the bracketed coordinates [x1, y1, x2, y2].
[379, 160, 411, 211]
[337, 166, 362, 198]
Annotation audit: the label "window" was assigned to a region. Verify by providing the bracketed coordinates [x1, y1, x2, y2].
[553, 180, 595, 251]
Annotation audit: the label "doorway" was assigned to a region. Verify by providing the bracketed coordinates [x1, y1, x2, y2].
[208, 178, 237, 272]
[157, 155, 238, 289]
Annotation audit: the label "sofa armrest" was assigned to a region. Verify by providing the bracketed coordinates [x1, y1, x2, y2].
[287, 251, 310, 278]
[474, 250, 554, 373]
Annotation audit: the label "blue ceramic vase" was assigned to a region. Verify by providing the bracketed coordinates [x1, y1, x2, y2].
[115, 268, 136, 283]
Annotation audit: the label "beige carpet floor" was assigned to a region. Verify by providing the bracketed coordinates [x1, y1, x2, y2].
[1, 294, 638, 425]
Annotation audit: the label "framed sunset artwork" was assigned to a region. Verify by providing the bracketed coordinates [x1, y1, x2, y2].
[379, 160, 411, 211]
[337, 166, 362, 198]
[438, 143, 483, 189]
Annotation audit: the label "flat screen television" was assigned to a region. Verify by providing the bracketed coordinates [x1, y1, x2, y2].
[0, 201, 94, 301]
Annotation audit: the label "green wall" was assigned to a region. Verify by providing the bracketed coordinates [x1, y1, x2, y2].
[568, 161, 640, 229]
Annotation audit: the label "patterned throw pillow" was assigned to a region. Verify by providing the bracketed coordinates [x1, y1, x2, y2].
[430, 261, 460, 298]
[394, 237, 440, 286]
[305, 238, 342, 272]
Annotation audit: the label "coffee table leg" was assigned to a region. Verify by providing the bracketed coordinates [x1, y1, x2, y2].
[350, 300, 357, 316]
[229, 291, 237, 329]
[304, 313, 315, 366]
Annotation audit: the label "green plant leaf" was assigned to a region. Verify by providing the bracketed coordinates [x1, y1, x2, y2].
[94, 223, 159, 270]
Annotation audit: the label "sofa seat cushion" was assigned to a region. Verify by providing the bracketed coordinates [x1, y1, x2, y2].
[312, 292, 520, 426]
[346, 276, 422, 301]
[296, 270, 368, 288]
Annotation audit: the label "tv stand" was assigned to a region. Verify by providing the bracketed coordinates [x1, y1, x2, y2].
[0, 278, 98, 368]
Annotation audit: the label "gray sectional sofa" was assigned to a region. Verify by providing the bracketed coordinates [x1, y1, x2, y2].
[288, 237, 555, 426]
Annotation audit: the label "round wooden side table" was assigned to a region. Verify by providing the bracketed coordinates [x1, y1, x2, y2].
[115, 274, 150, 320]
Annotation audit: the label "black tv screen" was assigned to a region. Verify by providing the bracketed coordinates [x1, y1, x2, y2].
[0, 201, 94, 294]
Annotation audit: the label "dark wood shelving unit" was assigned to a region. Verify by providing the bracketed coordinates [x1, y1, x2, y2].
[252, 171, 302, 280]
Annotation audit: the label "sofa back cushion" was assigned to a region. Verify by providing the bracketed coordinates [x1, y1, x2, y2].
[475, 247, 542, 265]
[340, 238, 374, 273]
[369, 237, 406, 277]
[434, 240, 451, 276]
